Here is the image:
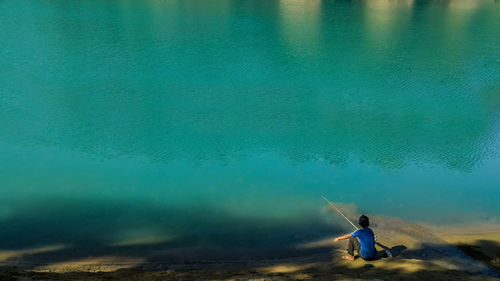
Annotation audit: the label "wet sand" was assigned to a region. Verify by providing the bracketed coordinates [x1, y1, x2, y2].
[438, 231, 500, 271]
[0, 247, 498, 281]
[1, 215, 499, 280]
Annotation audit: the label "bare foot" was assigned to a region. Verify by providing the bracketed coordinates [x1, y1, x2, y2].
[342, 254, 355, 261]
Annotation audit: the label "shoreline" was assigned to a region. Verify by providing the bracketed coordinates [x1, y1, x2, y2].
[1, 216, 499, 280]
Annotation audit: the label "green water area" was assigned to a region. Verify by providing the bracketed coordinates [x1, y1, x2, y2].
[1, 0, 499, 261]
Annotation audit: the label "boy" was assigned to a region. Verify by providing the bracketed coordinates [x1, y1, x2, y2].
[333, 215, 376, 261]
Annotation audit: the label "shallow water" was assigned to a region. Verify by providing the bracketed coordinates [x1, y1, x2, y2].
[1, 0, 500, 259]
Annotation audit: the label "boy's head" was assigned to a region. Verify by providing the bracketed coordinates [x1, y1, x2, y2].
[359, 215, 369, 228]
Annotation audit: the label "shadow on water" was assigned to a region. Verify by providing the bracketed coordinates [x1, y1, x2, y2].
[0, 199, 344, 265]
[0, 200, 499, 278]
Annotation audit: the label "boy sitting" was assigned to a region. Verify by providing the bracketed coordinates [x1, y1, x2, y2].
[333, 215, 377, 261]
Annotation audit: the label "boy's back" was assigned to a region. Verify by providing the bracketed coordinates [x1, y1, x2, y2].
[351, 227, 376, 259]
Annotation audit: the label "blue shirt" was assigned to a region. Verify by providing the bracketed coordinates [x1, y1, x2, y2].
[351, 228, 376, 259]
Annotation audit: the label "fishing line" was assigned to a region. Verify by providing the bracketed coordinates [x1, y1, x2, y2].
[321, 195, 358, 230]
[322, 195, 392, 257]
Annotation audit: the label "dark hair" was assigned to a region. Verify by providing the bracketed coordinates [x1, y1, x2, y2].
[359, 215, 369, 228]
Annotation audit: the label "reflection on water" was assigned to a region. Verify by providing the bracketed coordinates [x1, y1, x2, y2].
[3, 0, 498, 169]
[363, 0, 414, 51]
[0, 0, 500, 260]
[279, 0, 322, 58]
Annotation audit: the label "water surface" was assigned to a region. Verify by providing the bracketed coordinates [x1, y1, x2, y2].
[1, 0, 500, 261]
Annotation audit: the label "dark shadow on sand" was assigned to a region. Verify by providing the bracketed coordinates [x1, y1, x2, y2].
[455, 239, 500, 271]
[0, 245, 498, 281]
[375, 242, 407, 258]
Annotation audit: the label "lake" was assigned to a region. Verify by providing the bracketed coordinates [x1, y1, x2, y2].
[1, 0, 499, 261]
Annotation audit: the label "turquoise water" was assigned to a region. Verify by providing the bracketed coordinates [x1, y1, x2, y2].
[1, 0, 500, 260]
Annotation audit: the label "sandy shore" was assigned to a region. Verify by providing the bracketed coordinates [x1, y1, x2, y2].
[1, 216, 499, 280]
[438, 231, 500, 271]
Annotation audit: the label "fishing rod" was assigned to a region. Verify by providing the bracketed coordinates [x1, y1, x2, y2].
[321, 195, 358, 230]
[322, 195, 391, 256]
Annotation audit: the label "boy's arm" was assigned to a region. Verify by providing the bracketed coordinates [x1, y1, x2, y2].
[333, 233, 351, 243]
